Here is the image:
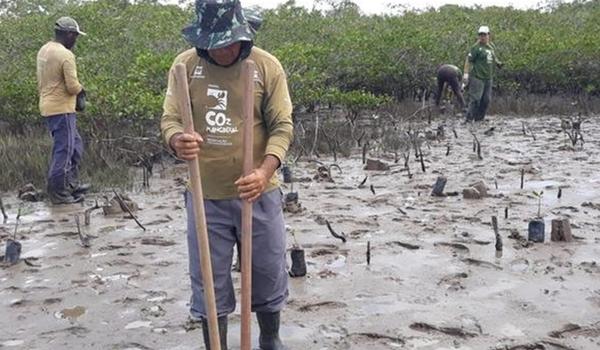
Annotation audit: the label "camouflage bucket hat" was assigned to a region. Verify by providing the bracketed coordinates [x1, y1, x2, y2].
[182, 0, 254, 50]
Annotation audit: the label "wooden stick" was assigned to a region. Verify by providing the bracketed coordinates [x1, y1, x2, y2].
[419, 146, 426, 173]
[520, 169, 525, 189]
[174, 63, 221, 350]
[240, 60, 255, 350]
[492, 216, 502, 252]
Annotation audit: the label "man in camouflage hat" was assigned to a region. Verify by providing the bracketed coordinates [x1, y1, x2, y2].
[161, 0, 293, 349]
[36, 16, 90, 205]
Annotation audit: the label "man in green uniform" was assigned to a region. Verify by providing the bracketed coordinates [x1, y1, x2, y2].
[462, 25, 503, 122]
[161, 0, 293, 349]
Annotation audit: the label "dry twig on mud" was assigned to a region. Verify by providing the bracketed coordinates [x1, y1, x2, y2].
[561, 114, 585, 147]
[325, 220, 346, 243]
[74, 214, 90, 248]
[84, 200, 101, 226]
[358, 175, 368, 188]
[113, 190, 146, 231]
[469, 130, 483, 160]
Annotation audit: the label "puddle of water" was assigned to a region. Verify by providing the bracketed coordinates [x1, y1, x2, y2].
[1, 340, 25, 347]
[55, 306, 86, 320]
[124, 320, 152, 330]
[499, 323, 525, 337]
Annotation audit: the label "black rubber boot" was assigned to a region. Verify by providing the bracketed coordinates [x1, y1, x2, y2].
[257, 311, 287, 350]
[201, 316, 228, 350]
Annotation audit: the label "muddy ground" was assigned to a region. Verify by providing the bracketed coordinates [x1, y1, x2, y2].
[1, 114, 600, 350]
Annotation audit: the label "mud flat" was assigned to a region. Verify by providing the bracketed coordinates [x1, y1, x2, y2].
[2, 115, 600, 349]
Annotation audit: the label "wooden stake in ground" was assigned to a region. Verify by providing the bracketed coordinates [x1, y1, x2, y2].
[551, 218, 574, 242]
[174, 63, 221, 350]
[520, 169, 525, 189]
[491, 216, 502, 258]
[240, 60, 255, 350]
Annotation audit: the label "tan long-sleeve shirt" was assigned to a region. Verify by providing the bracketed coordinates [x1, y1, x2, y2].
[161, 47, 294, 199]
[36, 41, 83, 116]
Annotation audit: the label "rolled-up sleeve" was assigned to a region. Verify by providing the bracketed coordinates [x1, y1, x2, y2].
[263, 70, 293, 163]
[62, 55, 82, 95]
[160, 63, 184, 148]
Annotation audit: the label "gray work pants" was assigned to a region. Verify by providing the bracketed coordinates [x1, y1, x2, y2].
[466, 77, 493, 121]
[185, 189, 288, 319]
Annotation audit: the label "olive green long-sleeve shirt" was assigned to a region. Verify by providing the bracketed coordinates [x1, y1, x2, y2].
[36, 41, 83, 116]
[161, 46, 294, 199]
[466, 42, 501, 81]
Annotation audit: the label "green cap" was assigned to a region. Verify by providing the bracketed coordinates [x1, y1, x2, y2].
[182, 0, 254, 50]
[55, 16, 87, 36]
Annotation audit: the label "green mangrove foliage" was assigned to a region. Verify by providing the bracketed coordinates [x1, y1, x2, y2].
[0, 0, 598, 130]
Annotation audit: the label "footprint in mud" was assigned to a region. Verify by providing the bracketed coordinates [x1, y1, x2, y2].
[114, 296, 142, 305]
[578, 261, 600, 274]
[302, 243, 338, 249]
[144, 290, 173, 303]
[549, 322, 600, 338]
[152, 260, 176, 267]
[409, 322, 478, 338]
[297, 301, 347, 312]
[346, 332, 405, 346]
[386, 241, 421, 250]
[145, 215, 173, 226]
[140, 237, 176, 246]
[141, 305, 166, 318]
[496, 340, 574, 350]
[106, 259, 145, 268]
[309, 246, 348, 258]
[437, 272, 469, 291]
[348, 229, 370, 238]
[99, 242, 135, 251]
[461, 258, 502, 270]
[44, 231, 78, 238]
[434, 242, 470, 256]
[98, 225, 126, 234]
[40, 326, 90, 338]
[510, 258, 530, 273]
[43, 297, 62, 305]
[114, 342, 153, 350]
[310, 248, 338, 257]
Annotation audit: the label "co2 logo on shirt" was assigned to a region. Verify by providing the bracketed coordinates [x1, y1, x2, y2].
[206, 111, 232, 127]
[204, 86, 238, 135]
